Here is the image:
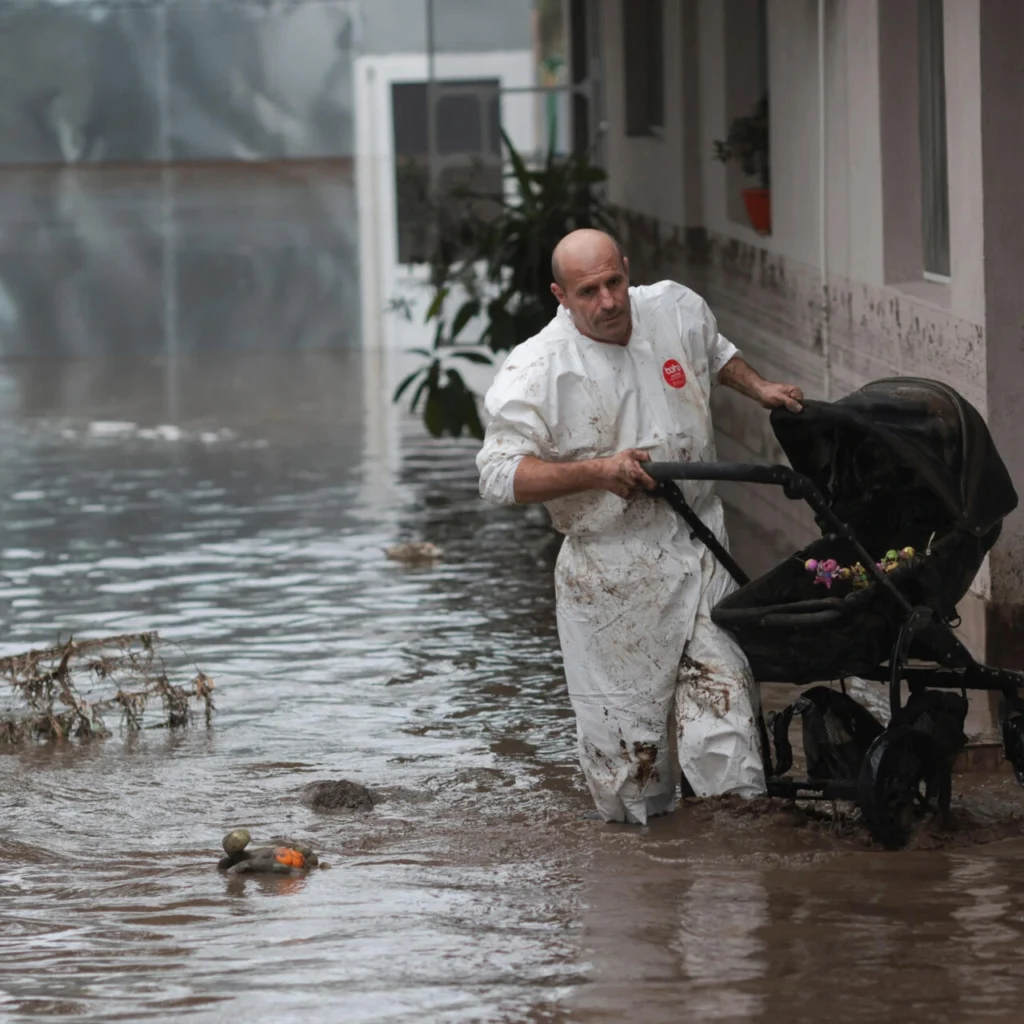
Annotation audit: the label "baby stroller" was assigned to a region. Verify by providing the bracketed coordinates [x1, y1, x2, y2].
[646, 377, 1024, 848]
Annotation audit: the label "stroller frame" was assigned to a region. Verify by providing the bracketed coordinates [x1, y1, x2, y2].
[646, 459, 1024, 849]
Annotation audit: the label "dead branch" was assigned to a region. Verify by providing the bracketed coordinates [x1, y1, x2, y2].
[0, 632, 215, 744]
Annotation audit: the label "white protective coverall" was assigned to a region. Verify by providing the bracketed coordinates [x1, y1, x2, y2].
[477, 281, 765, 824]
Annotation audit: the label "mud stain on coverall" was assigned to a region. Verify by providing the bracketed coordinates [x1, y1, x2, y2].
[632, 741, 660, 787]
[679, 654, 731, 719]
[618, 738, 660, 788]
[582, 736, 622, 780]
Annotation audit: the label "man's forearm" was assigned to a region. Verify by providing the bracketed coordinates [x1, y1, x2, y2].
[512, 455, 604, 504]
[717, 356, 767, 401]
[717, 355, 805, 413]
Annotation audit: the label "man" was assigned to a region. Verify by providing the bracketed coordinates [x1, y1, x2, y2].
[476, 229, 803, 824]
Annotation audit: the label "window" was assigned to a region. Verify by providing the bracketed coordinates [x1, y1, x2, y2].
[569, 0, 590, 152]
[391, 79, 502, 265]
[392, 80, 501, 160]
[918, 0, 950, 279]
[623, 0, 664, 137]
[569, 0, 605, 161]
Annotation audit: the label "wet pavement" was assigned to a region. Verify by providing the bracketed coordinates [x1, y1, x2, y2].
[2, 353, 1024, 1023]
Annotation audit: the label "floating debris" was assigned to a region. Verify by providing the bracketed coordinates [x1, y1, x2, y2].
[0, 632, 215, 744]
[384, 542, 444, 565]
[217, 829, 321, 875]
[82, 421, 238, 444]
[300, 779, 380, 812]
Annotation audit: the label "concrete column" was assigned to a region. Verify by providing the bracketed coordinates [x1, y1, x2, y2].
[980, 0, 1024, 666]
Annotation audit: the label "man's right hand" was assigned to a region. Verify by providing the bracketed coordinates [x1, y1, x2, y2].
[511, 449, 657, 505]
[597, 448, 657, 499]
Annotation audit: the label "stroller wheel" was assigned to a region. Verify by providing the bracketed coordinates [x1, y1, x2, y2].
[1001, 714, 1024, 786]
[858, 727, 946, 850]
[998, 697, 1024, 786]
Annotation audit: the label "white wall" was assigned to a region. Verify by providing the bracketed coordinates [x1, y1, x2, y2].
[603, 0, 996, 632]
[598, 0, 987, 407]
[695, 0, 984, 325]
[701, 0, 820, 269]
[941, 0, 985, 325]
[598, 0, 690, 226]
[825, 0, 884, 288]
[698, 0, 888, 287]
[598, 0, 889, 287]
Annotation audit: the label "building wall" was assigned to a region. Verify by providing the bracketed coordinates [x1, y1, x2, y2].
[358, 0, 534, 56]
[595, 0, 1000, 659]
[599, 0, 690, 226]
[980, 0, 1024, 667]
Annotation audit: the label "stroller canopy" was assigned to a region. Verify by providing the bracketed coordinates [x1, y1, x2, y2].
[770, 378, 1018, 540]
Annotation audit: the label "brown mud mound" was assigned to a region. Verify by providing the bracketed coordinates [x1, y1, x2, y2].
[299, 779, 380, 812]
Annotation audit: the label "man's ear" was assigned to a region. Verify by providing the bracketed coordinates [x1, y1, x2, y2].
[622, 256, 630, 282]
[551, 282, 567, 307]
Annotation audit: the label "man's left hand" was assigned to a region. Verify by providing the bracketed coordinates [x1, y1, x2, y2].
[756, 382, 804, 413]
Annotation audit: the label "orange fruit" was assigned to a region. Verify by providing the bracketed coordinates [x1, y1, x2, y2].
[274, 847, 305, 869]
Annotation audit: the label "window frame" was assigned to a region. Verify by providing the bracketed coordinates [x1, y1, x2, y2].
[622, 0, 665, 139]
[918, 0, 952, 280]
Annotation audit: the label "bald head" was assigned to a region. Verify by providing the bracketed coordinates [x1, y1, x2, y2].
[551, 229, 626, 288]
[550, 229, 632, 345]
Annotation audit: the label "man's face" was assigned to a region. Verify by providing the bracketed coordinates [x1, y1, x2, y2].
[551, 254, 632, 345]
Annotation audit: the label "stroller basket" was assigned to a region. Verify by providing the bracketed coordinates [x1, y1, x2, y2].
[712, 528, 994, 683]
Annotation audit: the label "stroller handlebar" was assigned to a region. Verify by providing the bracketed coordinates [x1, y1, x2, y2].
[644, 462, 803, 490]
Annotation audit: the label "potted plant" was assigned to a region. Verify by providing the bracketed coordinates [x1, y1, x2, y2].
[713, 93, 770, 234]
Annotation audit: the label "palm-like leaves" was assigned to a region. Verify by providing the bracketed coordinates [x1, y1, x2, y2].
[392, 132, 611, 439]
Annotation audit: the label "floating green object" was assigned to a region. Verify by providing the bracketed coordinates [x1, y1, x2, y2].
[217, 829, 320, 876]
[222, 828, 250, 858]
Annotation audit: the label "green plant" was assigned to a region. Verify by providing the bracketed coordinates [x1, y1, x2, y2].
[475, 127, 613, 351]
[392, 273, 491, 441]
[713, 93, 770, 189]
[392, 130, 613, 439]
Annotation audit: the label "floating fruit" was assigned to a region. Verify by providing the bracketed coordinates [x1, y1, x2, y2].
[274, 847, 306, 869]
[222, 828, 251, 858]
[217, 830, 319, 875]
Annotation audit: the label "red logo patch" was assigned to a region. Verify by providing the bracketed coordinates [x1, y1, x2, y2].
[662, 360, 687, 389]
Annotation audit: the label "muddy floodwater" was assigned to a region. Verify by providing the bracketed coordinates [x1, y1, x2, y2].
[3, 354, 1024, 1024]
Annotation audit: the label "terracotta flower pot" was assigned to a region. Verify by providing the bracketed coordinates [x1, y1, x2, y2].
[742, 188, 771, 234]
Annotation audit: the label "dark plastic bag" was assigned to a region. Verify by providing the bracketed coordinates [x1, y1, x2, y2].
[771, 685, 885, 780]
